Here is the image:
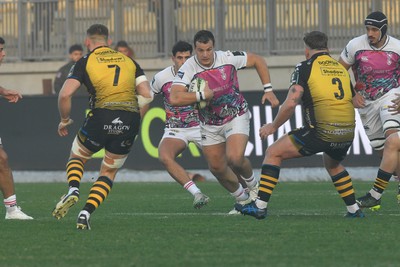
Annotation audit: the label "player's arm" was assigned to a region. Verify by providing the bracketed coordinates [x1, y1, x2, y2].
[259, 84, 303, 140]
[246, 52, 279, 108]
[57, 79, 80, 136]
[136, 76, 153, 117]
[169, 82, 213, 107]
[338, 57, 352, 70]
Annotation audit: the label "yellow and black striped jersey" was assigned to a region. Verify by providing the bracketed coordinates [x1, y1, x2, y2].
[68, 46, 145, 113]
[290, 52, 355, 142]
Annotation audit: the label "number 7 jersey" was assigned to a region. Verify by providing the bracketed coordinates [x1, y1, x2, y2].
[68, 46, 146, 113]
[290, 52, 355, 142]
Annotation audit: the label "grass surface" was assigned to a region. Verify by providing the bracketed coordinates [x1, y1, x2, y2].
[2, 181, 400, 267]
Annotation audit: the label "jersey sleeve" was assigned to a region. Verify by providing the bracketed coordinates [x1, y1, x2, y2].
[150, 74, 162, 95]
[133, 60, 148, 85]
[172, 61, 196, 89]
[289, 63, 307, 89]
[225, 50, 247, 70]
[67, 59, 85, 83]
[340, 39, 356, 66]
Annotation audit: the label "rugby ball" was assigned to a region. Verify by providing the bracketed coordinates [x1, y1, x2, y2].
[188, 77, 207, 109]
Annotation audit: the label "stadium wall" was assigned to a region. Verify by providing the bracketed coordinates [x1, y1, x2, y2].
[0, 91, 379, 172]
[0, 54, 306, 95]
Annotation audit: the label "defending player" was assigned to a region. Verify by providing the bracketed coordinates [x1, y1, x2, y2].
[52, 24, 153, 230]
[236, 31, 364, 219]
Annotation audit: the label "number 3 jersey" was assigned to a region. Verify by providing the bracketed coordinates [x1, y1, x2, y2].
[68, 46, 146, 113]
[173, 50, 248, 126]
[291, 52, 355, 142]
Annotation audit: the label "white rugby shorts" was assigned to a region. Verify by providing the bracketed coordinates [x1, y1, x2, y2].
[161, 126, 202, 148]
[201, 110, 250, 146]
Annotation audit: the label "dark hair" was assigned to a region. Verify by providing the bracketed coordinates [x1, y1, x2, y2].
[303, 31, 328, 50]
[172, 41, 192, 56]
[114, 40, 135, 58]
[69, 44, 83, 54]
[116, 40, 129, 48]
[86, 24, 109, 37]
[0, 37, 4, 45]
[193, 30, 215, 47]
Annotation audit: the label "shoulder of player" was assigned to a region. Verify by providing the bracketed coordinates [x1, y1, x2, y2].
[154, 66, 175, 82]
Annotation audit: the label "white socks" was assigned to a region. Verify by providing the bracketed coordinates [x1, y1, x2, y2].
[4, 194, 17, 211]
[347, 203, 359, 214]
[230, 184, 249, 202]
[369, 189, 381, 200]
[242, 172, 257, 189]
[183, 181, 201, 195]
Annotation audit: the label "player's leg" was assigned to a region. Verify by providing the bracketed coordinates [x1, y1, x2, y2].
[158, 130, 208, 209]
[76, 150, 126, 230]
[236, 133, 302, 219]
[52, 136, 92, 220]
[225, 111, 258, 194]
[76, 110, 140, 230]
[0, 144, 33, 220]
[323, 152, 363, 218]
[202, 142, 249, 203]
[357, 132, 400, 208]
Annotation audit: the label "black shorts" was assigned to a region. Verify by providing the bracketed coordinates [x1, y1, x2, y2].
[77, 108, 140, 155]
[288, 127, 353, 162]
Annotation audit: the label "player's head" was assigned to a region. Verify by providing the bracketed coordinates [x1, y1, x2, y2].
[171, 41, 192, 71]
[85, 24, 110, 49]
[68, 44, 83, 62]
[365, 11, 388, 44]
[115, 40, 135, 59]
[0, 37, 5, 65]
[193, 30, 215, 67]
[303, 31, 328, 50]
[303, 31, 328, 59]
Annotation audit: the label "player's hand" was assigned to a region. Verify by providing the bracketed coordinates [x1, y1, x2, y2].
[58, 118, 73, 137]
[2, 89, 22, 103]
[389, 93, 400, 114]
[259, 123, 276, 140]
[261, 91, 279, 108]
[203, 82, 214, 101]
[352, 92, 365, 108]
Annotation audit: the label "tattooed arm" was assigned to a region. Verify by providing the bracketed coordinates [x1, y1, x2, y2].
[259, 84, 303, 140]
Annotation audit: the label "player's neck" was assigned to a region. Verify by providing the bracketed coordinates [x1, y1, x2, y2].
[371, 35, 387, 49]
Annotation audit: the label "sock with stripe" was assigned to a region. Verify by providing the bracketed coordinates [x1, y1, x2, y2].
[66, 158, 84, 189]
[183, 180, 201, 196]
[257, 164, 280, 209]
[370, 168, 392, 200]
[331, 170, 356, 206]
[82, 176, 113, 214]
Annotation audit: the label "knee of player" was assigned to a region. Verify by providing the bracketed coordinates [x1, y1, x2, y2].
[227, 155, 244, 169]
[384, 132, 400, 151]
[383, 120, 400, 137]
[0, 149, 9, 166]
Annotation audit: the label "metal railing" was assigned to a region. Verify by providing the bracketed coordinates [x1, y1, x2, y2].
[0, 0, 399, 61]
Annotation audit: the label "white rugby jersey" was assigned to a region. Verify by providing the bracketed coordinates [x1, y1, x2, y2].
[340, 34, 400, 100]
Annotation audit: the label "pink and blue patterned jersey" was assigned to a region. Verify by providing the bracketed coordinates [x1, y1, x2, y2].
[173, 50, 248, 125]
[151, 66, 200, 128]
[340, 34, 400, 100]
